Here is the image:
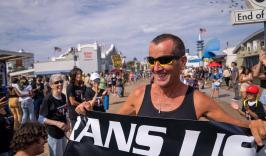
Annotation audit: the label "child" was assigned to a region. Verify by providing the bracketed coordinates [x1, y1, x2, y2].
[232, 85, 266, 120]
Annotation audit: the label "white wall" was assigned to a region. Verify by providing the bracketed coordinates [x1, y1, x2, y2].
[253, 40, 258, 51]
[79, 46, 100, 74]
[247, 42, 252, 52]
[223, 47, 236, 67]
[34, 60, 75, 74]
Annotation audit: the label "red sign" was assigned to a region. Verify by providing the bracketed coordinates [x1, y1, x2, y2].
[84, 52, 93, 59]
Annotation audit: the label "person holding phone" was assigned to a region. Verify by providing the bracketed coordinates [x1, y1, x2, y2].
[83, 72, 106, 112]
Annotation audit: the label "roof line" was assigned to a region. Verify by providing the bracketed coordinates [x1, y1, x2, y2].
[232, 28, 263, 54]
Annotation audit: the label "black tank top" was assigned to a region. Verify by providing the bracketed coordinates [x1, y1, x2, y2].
[138, 85, 197, 120]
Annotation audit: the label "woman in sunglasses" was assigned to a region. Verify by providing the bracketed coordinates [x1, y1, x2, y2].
[39, 74, 70, 156]
[76, 33, 266, 146]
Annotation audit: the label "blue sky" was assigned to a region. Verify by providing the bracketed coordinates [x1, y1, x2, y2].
[0, 0, 262, 61]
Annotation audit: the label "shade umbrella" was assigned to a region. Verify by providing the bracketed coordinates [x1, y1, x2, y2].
[208, 62, 222, 67]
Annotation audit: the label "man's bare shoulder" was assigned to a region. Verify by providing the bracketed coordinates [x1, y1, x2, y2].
[131, 84, 146, 97]
[117, 84, 147, 115]
[193, 90, 212, 101]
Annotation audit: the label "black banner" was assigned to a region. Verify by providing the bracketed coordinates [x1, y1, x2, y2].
[64, 111, 266, 156]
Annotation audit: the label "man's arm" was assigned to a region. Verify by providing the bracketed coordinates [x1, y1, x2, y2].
[252, 63, 266, 79]
[194, 91, 248, 127]
[195, 90, 266, 146]
[75, 84, 146, 115]
[253, 52, 266, 79]
[117, 85, 145, 115]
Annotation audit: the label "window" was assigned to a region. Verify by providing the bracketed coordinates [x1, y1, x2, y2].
[243, 55, 259, 69]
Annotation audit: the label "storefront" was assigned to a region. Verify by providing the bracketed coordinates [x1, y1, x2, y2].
[233, 29, 263, 69]
[0, 49, 33, 96]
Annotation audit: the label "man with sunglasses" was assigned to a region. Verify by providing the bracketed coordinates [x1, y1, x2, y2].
[76, 33, 266, 146]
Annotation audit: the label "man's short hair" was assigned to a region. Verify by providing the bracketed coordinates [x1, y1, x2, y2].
[11, 122, 47, 153]
[151, 33, 185, 57]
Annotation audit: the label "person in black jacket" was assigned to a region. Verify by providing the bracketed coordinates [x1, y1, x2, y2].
[0, 97, 12, 156]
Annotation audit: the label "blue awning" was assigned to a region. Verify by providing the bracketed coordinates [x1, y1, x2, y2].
[188, 58, 202, 63]
[202, 52, 216, 58]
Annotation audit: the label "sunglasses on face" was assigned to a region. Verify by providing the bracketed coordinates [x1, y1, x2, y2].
[53, 80, 64, 85]
[146, 55, 180, 66]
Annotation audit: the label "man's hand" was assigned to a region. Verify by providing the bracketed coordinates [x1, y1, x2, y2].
[249, 120, 266, 146]
[75, 101, 93, 115]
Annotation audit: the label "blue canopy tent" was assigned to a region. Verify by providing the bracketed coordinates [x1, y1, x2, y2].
[202, 51, 216, 58]
[202, 38, 221, 59]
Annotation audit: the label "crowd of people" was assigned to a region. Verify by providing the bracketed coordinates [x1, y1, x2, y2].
[179, 56, 266, 122]
[0, 69, 146, 156]
[1, 33, 266, 156]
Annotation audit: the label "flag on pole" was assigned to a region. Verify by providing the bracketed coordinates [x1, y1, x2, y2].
[54, 46, 62, 52]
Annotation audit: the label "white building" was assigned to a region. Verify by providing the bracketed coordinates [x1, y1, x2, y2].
[186, 52, 201, 67]
[223, 47, 236, 67]
[34, 42, 119, 75]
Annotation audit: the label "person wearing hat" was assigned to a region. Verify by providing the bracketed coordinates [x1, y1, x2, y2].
[83, 72, 106, 112]
[232, 85, 266, 121]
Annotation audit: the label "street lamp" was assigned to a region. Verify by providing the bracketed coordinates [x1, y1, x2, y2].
[70, 47, 78, 67]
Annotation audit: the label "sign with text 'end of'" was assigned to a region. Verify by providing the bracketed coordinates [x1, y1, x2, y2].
[231, 9, 266, 25]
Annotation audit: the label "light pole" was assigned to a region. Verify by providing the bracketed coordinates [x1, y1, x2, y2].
[70, 47, 78, 67]
[197, 29, 205, 66]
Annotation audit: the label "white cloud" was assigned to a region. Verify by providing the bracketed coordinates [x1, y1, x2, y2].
[0, 0, 262, 61]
